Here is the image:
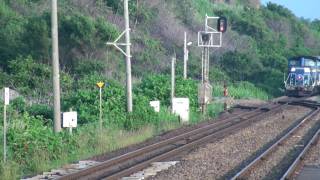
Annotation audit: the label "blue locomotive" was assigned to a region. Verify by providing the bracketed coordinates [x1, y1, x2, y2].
[285, 56, 320, 96]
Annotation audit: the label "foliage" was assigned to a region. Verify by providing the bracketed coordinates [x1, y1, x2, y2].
[132, 35, 167, 76]
[266, 2, 295, 18]
[59, 13, 119, 64]
[213, 81, 269, 100]
[136, 74, 198, 108]
[220, 51, 262, 81]
[0, 1, 26, 67]
[22, 16, 50, 62]
[72, 59, 106, 78]
[6, 56, 73, 103]
[0, 0, 319, 178]
[5, 113, 75, 175]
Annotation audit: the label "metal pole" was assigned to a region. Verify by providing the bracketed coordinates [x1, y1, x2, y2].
[183, 32, 187, 79]
[3, 104, 6, 162]
[99, 87, 102, 130]
[204, 47, 210, 83]
[52, 0, 61, 133]
[124, 0, 133, 112]
[201, 50, 204, 83]
[171, 56, 176, 113]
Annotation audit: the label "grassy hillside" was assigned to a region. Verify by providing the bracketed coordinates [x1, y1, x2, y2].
[1, 0, 320, 96]
[0, 0, 320, 178]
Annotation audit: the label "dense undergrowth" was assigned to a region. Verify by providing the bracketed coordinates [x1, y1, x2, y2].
[0, 0, 319, 178]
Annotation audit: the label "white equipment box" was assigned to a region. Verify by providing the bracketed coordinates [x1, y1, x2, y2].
[172, 98, 190, 122]
[150, 101, 160, 112]
[62, 111, 77, 128]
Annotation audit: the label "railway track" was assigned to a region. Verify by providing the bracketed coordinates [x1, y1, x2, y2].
[283, 128, 320, 180]
[58, 101, 288, 180]
[231, 104, 320, 180]
[52, 97, 320, 180]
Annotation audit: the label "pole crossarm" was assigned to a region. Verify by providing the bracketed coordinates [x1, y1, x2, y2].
[106, 29, 132, 57]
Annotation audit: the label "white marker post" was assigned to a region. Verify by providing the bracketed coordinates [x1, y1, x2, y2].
[3, 88, 9, 162]
[96, 82, 105, 130]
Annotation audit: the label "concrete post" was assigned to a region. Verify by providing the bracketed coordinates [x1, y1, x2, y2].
[52, 0, 61, 133]
[124, 0, 133, 112]
[171, 56, 176, 113]
[184, 32, 187, 79]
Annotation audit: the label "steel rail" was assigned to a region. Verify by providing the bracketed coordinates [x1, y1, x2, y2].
[104, 104, 286, 179]
[58, 103, 282, 180]
[231, 108, 320, 180]
[280, 126, 320, 180]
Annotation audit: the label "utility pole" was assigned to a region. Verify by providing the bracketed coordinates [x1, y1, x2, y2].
[124, 0, 132, 112]
[51, 0, 61, 133]
[183, 32, 192, 79]
[171, 56, 176, 113]
[201, 50, 204, 83]
[107, 0, 132, 112]
[184, 32, 187, 79]
[3, 102, 6, 162]
[3, 88, 9, 162]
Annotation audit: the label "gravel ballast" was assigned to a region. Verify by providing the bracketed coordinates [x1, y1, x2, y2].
[304, 138, 320, 166]
[152, 105, 311, 180]
[245, 111, 320, 180]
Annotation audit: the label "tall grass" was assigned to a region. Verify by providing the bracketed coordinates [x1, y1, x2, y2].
[0, 102, 225, 179]
[213, 81, 270, 100]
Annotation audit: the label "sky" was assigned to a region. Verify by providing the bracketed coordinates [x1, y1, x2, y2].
[261, 0, 319, 20]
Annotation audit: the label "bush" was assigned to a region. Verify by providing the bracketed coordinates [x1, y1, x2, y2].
[5, 113, 74, 174]
[26, 104, 53, 121]
[136, 74, 198, 108]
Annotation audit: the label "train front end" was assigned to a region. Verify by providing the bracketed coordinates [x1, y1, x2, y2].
[284, 56, 319, 97]
[285, 67, 315, 96]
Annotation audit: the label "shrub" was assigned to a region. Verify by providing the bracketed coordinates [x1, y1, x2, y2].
[136, 74, 198, 108]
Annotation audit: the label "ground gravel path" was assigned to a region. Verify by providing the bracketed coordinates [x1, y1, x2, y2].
[151, 105, 311, 180]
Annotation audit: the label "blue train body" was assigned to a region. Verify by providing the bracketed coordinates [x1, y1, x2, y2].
[285, 56, 320, 96]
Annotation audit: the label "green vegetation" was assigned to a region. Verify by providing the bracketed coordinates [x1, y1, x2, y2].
[0, 0, 319, 178]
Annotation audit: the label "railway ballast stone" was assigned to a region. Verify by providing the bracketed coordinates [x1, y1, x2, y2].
[152, 105, 311, 180]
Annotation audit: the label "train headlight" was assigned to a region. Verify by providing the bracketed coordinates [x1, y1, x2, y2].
[304, 68, 310, 73]
[291, 67, 296, 72]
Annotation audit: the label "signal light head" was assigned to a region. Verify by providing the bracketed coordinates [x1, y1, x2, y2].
[202, 33, 210, 42]
[217, 17, 227, 33]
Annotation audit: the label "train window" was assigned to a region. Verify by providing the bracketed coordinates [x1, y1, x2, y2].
[304, 59, 316, 67]
[289, 59, 299, 66]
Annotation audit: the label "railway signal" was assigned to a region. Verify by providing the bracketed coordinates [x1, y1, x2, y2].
[217, 17, 227, 33]
[198, 15, 226, 113]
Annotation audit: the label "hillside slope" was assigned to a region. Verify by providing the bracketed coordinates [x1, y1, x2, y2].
[1, 0, 320, 98]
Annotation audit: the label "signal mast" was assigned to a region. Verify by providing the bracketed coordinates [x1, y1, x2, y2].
[198, 15, 227, 113]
